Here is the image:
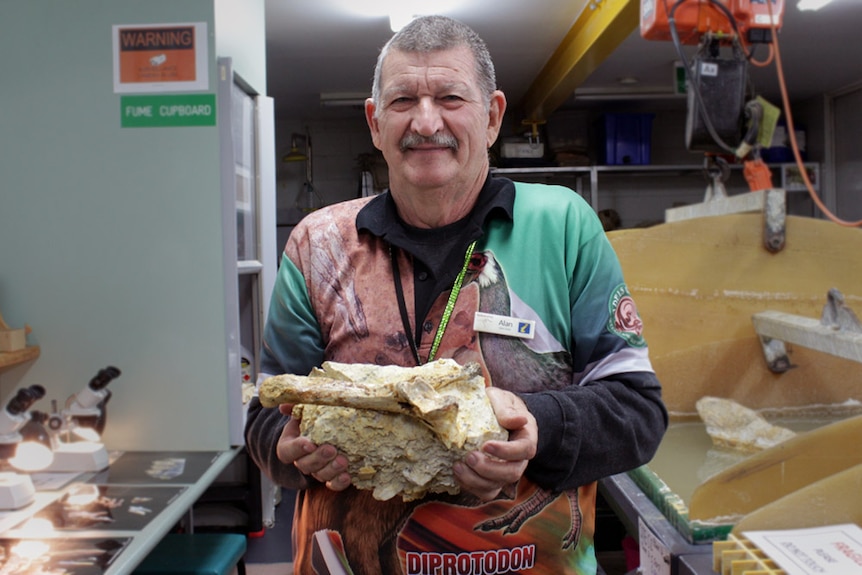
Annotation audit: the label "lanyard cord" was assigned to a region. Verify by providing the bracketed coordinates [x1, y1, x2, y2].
[390, 240, 477, 365]
[390, 246, 420, 365]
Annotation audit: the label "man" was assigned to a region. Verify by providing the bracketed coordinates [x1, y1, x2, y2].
[245, 15, 667, 575]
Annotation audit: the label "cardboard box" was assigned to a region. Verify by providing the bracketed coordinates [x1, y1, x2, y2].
[501, 141, 545, 159]
[0, 328, 26, 352]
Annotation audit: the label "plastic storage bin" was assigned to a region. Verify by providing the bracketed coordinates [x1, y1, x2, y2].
[598, 113, 654, 165]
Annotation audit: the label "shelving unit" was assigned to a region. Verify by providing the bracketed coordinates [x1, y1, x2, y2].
[493, 164, 719, 209]
[491, 163, 815, 216]
[217, 58, 278, 532]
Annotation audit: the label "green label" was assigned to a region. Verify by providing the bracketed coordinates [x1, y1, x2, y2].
[121, 94, 216, 127]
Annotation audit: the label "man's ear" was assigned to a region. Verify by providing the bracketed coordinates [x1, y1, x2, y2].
[365, 98, 382, 150]
[486, 90, 507, 148]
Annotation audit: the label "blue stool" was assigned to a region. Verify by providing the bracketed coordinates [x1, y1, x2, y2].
[133, 533, 247, 575]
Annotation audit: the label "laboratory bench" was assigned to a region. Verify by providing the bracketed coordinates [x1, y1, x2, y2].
[0, 448, 242, 575]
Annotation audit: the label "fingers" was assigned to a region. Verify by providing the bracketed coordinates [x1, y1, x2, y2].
[284, 438, 352, 491]
[294, 443, 351, 490]
[454, 451, 526, 501]
[485, 387, 538, 460]
[455, 388, 538, 501]
[486, 387, 533, 435]
[483, 419, 537, 461]
[275, 411, 351, 492]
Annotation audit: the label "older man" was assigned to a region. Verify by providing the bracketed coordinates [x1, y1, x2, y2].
[246, 15, 667, 575]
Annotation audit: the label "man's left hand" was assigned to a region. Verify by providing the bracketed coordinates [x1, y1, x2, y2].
[454, 387, 538, 501]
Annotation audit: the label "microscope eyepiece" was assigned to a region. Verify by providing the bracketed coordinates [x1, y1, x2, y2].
[88, 366, 121, 391]
[6, 385, 47, 415]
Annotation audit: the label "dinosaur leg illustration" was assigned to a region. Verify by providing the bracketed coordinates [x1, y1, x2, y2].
[474, 487, 556, 535]
[561, 489, 582, 550]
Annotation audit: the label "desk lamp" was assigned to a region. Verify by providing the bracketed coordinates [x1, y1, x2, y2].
[0, 385, 54, 509]
[44, 366, 120, 472]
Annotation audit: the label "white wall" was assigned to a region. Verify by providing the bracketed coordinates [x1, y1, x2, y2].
[215, 0, 267, 93]
[0, 0, 266, 451]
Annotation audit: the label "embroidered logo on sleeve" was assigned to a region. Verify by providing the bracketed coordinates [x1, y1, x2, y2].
[607, 284, 646, 347]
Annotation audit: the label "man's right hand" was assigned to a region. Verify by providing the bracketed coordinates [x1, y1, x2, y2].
[275, 404, 352, 491]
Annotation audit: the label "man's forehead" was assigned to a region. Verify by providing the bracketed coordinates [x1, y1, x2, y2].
[381, 48, 478, 89]
[383, 46, 475, 75]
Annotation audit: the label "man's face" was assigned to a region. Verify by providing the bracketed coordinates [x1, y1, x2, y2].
[365, 45, 505, 194]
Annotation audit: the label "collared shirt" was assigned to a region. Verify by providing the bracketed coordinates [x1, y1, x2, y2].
[247, 174, 667, 575]
[356, 175, 515, 345]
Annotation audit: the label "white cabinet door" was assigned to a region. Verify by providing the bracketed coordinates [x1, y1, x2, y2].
[218, 57, 276, 446]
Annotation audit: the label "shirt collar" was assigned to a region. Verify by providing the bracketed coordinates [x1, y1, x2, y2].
[356, 173, 515, 245]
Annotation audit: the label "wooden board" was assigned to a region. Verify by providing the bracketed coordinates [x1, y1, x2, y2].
[664, 189, 771, 222]
[687, 414, 862, 522]
[0, 345, 39, 372]
[608, 214, 862, 415]
[731, 463, 862, 533]
[752, 310, 862, 363]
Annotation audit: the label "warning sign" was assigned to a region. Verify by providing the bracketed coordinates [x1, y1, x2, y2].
[113, 22, 208, 93]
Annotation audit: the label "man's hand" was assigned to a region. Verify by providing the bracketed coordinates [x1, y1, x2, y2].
[454, 387, 538, 501]
[275, 404, 351, 491]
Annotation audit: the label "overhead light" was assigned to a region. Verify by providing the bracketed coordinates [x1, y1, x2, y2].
[282, 134, 308, 163]
[280, 129, 324, 214]
[389, 9, 416, 32]
[283, 144, 306, 163]
[573, 85, 685, 100]
[798, 0, 833, 10]
[332, 0, 461, 31]
[574, 92, 686, 101]
[319, 92, 369, 108]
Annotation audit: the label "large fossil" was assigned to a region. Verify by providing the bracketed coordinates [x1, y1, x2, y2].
[258, 359, 507, 501]
[696, 396, 796, 453]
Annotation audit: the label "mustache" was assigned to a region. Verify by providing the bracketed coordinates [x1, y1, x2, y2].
[399, 132, 459, 152]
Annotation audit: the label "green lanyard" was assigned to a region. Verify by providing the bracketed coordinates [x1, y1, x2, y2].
[391, 240, 477, 365]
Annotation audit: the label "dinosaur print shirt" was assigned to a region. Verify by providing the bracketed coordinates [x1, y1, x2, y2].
[246, 176, 668, 575]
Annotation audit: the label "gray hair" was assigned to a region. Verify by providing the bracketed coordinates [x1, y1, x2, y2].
[370, 15, 497, 115]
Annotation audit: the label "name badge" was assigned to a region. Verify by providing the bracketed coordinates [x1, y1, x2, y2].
[473, 312, 535, 339]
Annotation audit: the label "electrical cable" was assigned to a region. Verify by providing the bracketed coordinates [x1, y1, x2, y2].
[748, 43, 775, 68]
[766, 0, 862, 227]
[666, 0, 741, 156]
[662, 0, 858, 225]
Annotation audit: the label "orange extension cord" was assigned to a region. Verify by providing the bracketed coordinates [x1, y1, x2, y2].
[766, 0, 862, 227]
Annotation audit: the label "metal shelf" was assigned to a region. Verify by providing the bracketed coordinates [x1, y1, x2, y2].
[491, 163, 813, 211]
[492, 164, 713, 209]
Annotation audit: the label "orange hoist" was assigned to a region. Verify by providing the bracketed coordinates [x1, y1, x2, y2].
[640, 0, 786, 192]
[641, 0, 785, 45]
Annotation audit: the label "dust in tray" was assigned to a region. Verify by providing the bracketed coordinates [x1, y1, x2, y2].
[0, 536, 130, 575]
[9, 484, 186, 533]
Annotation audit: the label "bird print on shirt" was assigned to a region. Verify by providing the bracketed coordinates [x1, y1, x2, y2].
[464, 249, 582, 550]
[465, 250, 572, 392]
